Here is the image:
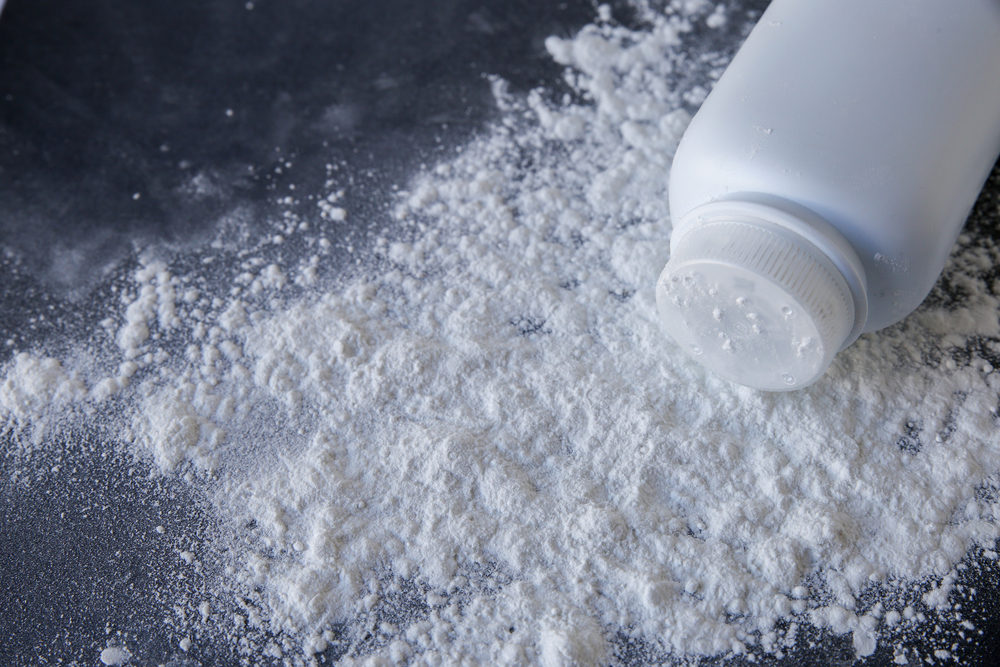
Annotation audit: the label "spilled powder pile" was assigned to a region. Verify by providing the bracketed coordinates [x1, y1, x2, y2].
[4, 1, 1000, 664]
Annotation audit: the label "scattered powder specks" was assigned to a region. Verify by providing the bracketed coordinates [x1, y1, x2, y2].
[4, 1, 1000, 664]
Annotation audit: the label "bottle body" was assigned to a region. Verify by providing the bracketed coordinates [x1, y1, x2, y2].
[670, 0, 1000, 332]
[658, 0, 1000, 390]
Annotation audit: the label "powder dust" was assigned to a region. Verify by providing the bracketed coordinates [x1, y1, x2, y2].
[3, 1, 1000, 665]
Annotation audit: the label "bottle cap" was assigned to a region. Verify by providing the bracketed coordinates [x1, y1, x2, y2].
[656, 214, 856, 391]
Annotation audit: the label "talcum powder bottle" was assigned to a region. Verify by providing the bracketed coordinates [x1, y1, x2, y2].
[657, 0, 1000, 390]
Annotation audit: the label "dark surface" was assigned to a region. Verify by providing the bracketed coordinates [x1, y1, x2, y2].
[0, 0, 591, 298]
[2, 0, 1000, 665]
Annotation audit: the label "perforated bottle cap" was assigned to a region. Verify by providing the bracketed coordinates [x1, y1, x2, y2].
[656, 218, 856, 391]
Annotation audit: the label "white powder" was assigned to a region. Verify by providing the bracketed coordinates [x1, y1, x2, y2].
[115, 260, 178, 359]
[1, 353, 86, 444]
[98, 645, 130, 666]
[4, 1, 1000, 664]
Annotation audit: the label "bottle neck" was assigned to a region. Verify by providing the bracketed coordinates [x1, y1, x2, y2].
[671, 194, 869, 349]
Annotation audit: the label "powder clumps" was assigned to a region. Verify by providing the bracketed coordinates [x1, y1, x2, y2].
[1, 353, 86, 443]
[3, 1, 1000, 664]
[98, 645, 131, 666]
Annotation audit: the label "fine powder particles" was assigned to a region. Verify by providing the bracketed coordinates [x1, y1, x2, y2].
[4, 1, 1000, 664]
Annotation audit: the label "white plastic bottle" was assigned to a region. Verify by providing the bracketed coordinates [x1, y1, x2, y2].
[657, 0, 1000, 391]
